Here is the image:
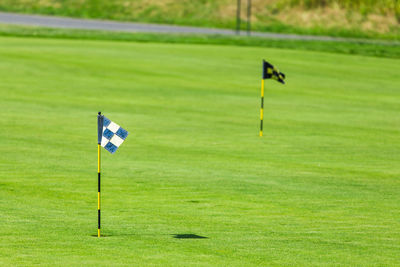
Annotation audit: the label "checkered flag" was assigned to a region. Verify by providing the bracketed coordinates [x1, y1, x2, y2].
[98, 115, 129, 154]
[96, 112, 130, 237]
[262, 60, 285, 84]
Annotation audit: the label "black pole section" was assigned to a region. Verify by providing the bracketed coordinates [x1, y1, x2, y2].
[98, 173, 101, 237]
[236, 0, 241, 34]
[247, 0, 252, 36]
[97, 111, 103, 144]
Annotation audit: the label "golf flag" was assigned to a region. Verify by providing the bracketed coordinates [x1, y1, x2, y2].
[262, 60, 285, 84]
[98, 115, 129, 154]
[260, 60, 286, 137]
[96, 112, 129, 237]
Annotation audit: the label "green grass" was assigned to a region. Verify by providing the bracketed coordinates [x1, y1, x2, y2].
[0, 24, 399, 59]
[1, 36, 400, 266]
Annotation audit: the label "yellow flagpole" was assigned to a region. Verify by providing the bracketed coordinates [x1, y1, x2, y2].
[97, 143, 101, 237]
[259, 79, 265, 137]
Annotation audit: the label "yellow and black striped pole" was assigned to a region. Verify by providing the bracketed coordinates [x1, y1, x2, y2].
[260, 78, 265, 137]
[97, 143, 101, 237]
[260, 60, 268, 137]
[260, 59, 265, 137]
[97, 112, 103, 237]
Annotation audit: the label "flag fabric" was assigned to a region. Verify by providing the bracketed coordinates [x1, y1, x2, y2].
[262, 60, 285, 84]
[99, 116, 129, 154]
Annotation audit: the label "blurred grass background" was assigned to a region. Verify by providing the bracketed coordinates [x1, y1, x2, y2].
[0, 0, 398, 40]
[0, 24, 399, 59]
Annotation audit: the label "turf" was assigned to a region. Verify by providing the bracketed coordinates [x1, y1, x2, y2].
[1, 24, 399, 60]
[0, 36, 399, 266]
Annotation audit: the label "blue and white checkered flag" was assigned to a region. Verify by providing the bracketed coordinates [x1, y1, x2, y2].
[98, 116, 129, 154]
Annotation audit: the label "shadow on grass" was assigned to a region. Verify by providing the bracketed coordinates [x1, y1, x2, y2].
[173, 234, 208, 239]
[90, 234, 110, 237]
[90, 233, 208, 239]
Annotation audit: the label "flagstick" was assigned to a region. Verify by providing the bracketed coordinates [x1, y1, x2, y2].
[260, 78, 265, 137]
[97, 112, 102, 238]
[98, 143, 101, 237]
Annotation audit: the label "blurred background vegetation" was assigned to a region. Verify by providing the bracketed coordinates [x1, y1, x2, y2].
[0, 0, 398, 39]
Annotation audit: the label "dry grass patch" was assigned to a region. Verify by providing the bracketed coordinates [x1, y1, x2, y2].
[0, 0, 398, 38]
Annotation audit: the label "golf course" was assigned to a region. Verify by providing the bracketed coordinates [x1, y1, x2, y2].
[0, 34, 399, 265]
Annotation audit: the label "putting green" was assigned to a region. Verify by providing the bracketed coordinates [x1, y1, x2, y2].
[0, 36, 399, 266]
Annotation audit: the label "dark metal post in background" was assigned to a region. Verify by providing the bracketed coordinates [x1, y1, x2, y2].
[247, 0, 252, 36]
[236, 0, 241, 34]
